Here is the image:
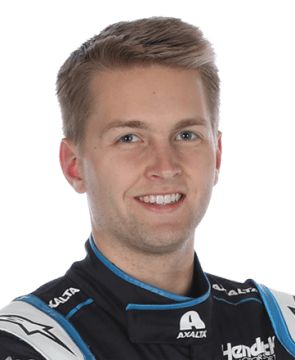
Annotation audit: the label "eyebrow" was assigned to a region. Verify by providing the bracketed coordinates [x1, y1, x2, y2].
[101, 117, 208, 136]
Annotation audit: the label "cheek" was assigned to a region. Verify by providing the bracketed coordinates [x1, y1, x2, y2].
[188, 150, 216, 186]
[87, 154, 138, 197]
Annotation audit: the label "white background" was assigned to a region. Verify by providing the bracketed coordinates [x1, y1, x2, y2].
[0, 0, 294, 308]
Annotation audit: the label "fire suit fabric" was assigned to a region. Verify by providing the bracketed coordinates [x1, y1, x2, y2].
[0, 234, 294, 360]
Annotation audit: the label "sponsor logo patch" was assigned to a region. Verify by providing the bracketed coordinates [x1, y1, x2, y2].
[48, 287, 80, 308]
[213, 284, 258, 297]
[0, 314, 74, 354]
[222, 336, 276, 360]
[176, 310, 207, 339]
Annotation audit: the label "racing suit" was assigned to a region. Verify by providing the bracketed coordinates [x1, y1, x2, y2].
[0, 234, 295, 359]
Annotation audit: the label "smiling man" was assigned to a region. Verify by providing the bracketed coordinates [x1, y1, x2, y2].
[68, 65, 220, 298]
[0, 16, 295, 360]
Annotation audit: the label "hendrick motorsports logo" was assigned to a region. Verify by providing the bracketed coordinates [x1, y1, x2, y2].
[222, 336, 276, 360]
[176, 310, 207, 339]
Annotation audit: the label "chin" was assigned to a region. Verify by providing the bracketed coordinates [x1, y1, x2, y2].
[132, 232, 193, 256]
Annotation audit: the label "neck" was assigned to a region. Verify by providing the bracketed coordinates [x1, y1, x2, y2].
[91, 230, 195, 296]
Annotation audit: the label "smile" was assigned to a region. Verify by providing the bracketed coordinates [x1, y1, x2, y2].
[137, 193, 183, 205]
[134, 193, 186, 213]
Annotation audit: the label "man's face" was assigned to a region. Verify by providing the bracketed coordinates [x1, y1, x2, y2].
[67, 65, 221, 255]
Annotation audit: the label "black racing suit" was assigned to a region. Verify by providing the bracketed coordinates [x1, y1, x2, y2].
[0, 234, 295, 359]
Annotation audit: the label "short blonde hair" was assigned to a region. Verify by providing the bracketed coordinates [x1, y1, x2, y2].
[56, 16, 220, 147]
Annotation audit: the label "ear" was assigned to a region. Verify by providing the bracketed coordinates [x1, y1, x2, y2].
[214, 130, 222, 186]
[59, 138, 86, 193]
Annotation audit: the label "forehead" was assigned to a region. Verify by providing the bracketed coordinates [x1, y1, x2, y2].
[87, 65, 211, 130]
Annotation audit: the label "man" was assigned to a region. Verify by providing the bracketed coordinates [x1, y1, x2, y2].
[0, 16, 294, 360]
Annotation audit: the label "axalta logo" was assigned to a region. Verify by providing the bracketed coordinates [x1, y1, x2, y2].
[222, 336, 276, 360]
[213, 284, 258, 296]
[49, 287, 80, 308]
[176, 310, 207, 339]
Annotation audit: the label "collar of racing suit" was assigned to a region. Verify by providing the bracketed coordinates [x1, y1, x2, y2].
[69, 233, 217, 350]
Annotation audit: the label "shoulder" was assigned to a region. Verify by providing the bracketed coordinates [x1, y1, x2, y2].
[254, 283, 295, 358]
[0, 295, 91, 359]
[207, 273, 261, 304]
[0, 273, 95, 359]
[207, 273, 295, 358]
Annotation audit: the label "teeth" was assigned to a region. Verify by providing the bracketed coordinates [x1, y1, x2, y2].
[138, 193, 183, 205]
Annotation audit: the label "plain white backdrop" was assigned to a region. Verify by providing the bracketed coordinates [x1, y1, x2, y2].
[0, 0, 294, 308]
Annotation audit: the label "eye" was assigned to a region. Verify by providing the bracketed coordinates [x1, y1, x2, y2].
[118, 133, 141, 143]
[175, 130, 199, 141]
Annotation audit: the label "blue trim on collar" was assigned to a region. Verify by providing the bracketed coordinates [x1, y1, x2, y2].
[89, 234, 193, 302]
[126, 284, 210, 310]
[16, 294, 96, 360]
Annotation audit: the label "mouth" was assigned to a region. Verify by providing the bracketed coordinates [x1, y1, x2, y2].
[134, 192, 186, 213]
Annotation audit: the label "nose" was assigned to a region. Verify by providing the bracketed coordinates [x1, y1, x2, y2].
[144, 144, 182, 181]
